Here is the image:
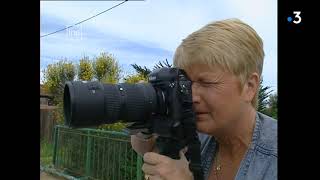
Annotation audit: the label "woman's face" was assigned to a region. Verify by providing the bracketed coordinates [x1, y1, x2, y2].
[186, 64, 247, 135]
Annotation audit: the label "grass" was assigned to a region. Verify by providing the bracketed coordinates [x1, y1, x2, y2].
[40, 139, 54, 166]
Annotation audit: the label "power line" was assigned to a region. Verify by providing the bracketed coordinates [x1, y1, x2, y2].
[40, 0, 128, 38]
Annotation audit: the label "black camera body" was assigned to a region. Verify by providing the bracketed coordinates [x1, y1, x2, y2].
[138, 67, 195, 158]
[134, 67, 193, 137]
[63, 67, 203, 179]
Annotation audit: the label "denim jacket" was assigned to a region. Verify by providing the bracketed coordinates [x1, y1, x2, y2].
[198, 112, 278, 180]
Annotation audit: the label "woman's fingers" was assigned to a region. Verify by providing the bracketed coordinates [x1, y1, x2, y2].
[142, 163, 158, 175]
[145, 174, 163, 180]
[143, 152, 170, 165]
[179, 148, 188, 161]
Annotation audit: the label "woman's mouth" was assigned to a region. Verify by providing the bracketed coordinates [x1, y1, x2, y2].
[196, 112, 209, 120]
[196, 112, 208, 115]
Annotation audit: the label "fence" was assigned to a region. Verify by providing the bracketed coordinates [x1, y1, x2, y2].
[40, 105, 56, 143]
[52, 125, 143, 180]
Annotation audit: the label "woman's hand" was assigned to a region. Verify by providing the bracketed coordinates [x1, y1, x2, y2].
[142, 148, 194, 180]
[131, 133, 157, 156]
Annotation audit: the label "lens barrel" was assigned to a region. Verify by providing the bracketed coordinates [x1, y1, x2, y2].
[63, 81, 157, 128]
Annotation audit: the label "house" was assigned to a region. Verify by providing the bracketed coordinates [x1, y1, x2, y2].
[40, 84, 55, 108]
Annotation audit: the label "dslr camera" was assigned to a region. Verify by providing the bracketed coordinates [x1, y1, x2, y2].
[63, 67, 203, 179]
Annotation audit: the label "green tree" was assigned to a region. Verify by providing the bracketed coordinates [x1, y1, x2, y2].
[78, 56, 94, 81]
[153, 59, 172, 70]
[258, 77, 273, 113]
[130, 59, 172, 80]
[131, 59, 172, 75]
[124, 73, 147, 83]
[43, 59, 76, 103]
[131, 64, 151, 79]
[42, 59, 76, 123]
[266, 93, 278, 119]
[92, 52, 121, 84]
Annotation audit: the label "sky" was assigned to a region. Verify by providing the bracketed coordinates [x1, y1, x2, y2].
[40, 0, 277, 92]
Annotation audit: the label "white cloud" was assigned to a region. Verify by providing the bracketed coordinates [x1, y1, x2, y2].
[41, 1, 227, 51]
[41, 0, 277, 89]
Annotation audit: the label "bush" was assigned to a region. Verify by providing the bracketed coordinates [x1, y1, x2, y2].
[40, 139, 54, 166]
[98, 122, 127, 132]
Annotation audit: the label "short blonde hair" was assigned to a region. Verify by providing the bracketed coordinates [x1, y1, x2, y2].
[173, 18, 264, 108]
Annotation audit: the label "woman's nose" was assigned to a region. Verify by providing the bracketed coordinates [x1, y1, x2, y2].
[192, 84, 200, 104]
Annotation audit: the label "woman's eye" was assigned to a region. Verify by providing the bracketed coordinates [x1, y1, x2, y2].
[202, 81, 213, 84]
[200, 81, 217, 87]
[201, 80, 216, 84]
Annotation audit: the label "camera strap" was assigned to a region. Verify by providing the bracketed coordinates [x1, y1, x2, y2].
[176, 70, 204, 180]
[182, 109, 204, 180]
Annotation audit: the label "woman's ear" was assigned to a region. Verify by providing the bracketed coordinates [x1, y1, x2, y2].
[243, 73, 259, 103]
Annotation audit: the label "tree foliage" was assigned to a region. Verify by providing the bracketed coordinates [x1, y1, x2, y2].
[265, 93, 278, 120]
[78, 56, 94, 81]
[130, 59, 172, 80]
[42, 59, 76, 123]
[43, 60, 76, 103]
[257, 77, 277, 120]
[92, 52, 121, 84]
[153, 59, 172, 70]
[258, 77, 273, 113]
[130, 64, 151, 79]
[124, 74, 147, 83]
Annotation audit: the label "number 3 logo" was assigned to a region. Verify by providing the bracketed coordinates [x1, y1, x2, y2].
[293, 11, 301, 24]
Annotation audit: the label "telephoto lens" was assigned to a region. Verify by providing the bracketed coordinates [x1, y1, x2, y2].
[63, 81, 157, 128]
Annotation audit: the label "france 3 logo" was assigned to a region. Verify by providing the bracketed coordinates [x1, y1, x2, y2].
[287, 11, 302, 24]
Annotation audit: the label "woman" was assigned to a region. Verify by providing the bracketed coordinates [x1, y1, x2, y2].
[131, 18, 277, 180]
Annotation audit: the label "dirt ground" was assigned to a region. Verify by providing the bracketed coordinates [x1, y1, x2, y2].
[40, 172, 66, 180]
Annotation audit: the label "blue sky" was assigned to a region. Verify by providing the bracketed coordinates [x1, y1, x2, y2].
[40, 0, 277, 92]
